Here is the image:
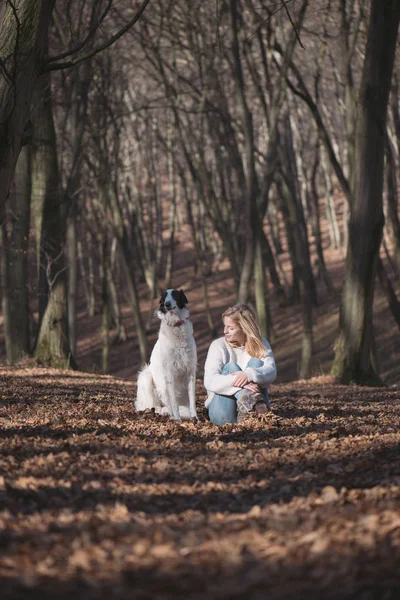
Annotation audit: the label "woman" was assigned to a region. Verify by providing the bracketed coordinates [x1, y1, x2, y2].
[204, 304, 277, 425]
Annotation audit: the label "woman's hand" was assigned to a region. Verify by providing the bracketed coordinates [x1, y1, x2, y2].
[231, 372, 249, 387]
[244, 382, 261, 394]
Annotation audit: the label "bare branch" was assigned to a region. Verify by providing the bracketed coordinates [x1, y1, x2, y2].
[42, 0, 151, 72]
[45, 0, 113, 64]
[245, 0, 295, 43]
[282, 0, 306, 49]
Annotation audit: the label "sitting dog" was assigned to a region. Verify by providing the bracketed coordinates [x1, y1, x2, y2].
[135, 289, 197, 420]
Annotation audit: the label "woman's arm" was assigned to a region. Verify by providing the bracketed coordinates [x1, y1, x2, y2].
[244, 339, 277, 386]
[203, 340, 241, 397]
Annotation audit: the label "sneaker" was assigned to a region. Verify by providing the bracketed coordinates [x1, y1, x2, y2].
[237, 391, 270, 423]
[236, 389, 258, 417]
[254, 397, 269, 414]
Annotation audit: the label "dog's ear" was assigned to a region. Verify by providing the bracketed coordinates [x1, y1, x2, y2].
[177, 289, 188, 309]
[158, 291, 167, 312]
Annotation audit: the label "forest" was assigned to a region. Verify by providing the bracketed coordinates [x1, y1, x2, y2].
[0, 1, 400, 598]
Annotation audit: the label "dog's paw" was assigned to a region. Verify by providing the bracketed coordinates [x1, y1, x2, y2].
[178, 406, 191, 419]
[158, 407, 170, 416]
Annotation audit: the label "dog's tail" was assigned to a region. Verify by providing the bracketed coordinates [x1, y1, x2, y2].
[135, 364, 156, 411]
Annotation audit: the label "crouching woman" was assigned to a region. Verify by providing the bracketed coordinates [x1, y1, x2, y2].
[204, 304, 277, 425]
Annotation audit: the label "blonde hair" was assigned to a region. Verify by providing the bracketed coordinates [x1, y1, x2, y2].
[222, 304, 265, 358]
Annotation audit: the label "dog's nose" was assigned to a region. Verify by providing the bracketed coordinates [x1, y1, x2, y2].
[165, 301, 171, 308]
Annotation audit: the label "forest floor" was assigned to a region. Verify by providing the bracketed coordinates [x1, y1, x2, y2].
[0, 366, 400, 599]
[1, 197, 400, 597]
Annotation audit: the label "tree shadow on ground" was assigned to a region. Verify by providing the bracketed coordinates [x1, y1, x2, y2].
[1, 539, 400, 600]
[2, 439, 399, 516]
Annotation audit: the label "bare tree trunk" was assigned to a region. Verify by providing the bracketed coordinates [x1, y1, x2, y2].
[65, 61, 91, 361]
[77, 239, 91, 317]
[0, 0, 55, 221]
[66, 204, 77, 358]
[0, 145, 31, 362]
[108, 238, 126, 344]
[268, 200, 283, 254]
[385, 131, 400, 272]
[164, 193, 177, 290]
[86, 232, 96, 317]
[339, 0, 359, 184]
[229, 0, 258, 304]
[262, 230, 287, 306]
[332, 0, 400, 384]
[202, 276, 217, 339]
[320, 144, 342, 253]
[254, 238, 270, 337]
[377, 258, 400, 329]
[108, 185, 148, 362]
[277, 177, 301, 304]
[280, 114, 316, 378]
[310, 140, 334, 294]
[118, 233, 148, 363]
[100, 237, 110, 374]
[31, 70, 72, 367]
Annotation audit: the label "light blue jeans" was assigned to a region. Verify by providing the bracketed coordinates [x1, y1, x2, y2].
[208, 359, 270, 426]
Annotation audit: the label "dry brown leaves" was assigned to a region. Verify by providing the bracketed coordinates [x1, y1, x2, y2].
[0, 366, 400, 599]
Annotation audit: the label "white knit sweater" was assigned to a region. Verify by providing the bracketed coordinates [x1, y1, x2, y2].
[203, 336, 277, 407]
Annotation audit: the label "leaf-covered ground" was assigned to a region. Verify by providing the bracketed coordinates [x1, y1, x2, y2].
[0, 366, 400, 599]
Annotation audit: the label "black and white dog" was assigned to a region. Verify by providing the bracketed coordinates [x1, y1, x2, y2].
[135, 289, 197, 420]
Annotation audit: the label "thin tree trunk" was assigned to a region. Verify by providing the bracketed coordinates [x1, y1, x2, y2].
[77, 234, 96, 318]
[229, 0, 258, 304]
[67, 203, 77, 358]
[64, 61, 91, 361]
[254, 236, 270, 337]
[280, 114, 316, 377]
[118, 233, 148, 363]
[321, 144, 342, 253]
[385, 131, 400, 272]
[277, 178, 301, 304]
[202, 276, 217, 338]
[108, 238, 126, 344]
[101, 237, 110, 374]
[86, 232, 96, 317]
[262, 231, 287, 306]
[377, 258, 400, 329]
[310, 140, 334, 294]
[108, 184, 147, 361]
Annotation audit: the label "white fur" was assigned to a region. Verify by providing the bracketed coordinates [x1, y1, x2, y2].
[135, 295, 197, 420]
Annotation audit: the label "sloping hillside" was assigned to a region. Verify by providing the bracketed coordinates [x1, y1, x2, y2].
[71, 222, 400, 388]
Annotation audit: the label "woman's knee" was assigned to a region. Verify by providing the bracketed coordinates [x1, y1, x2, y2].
[247, 358, 263, 368]
[221, 362, 241, 375]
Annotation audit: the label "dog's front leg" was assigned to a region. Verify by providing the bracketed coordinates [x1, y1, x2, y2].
[164, 379, 181, 420]
[188, 372, 198, 419]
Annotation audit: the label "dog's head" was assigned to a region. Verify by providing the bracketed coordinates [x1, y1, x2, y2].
[158, 289, 188, 315]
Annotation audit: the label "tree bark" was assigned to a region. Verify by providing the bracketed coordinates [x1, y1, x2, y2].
[0, 0, 55, 222]
[0, 145, 31, 363]
[280, 114, 316, 378]
[332, 0, 400, 384]
[385, 131, 400, 272]
[31, 69, 72, 367]
[100, 237, 110, 374]
[66, 205, 77, 358]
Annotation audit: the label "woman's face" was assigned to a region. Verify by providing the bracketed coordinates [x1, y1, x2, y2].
[223, 316, 246, 346]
